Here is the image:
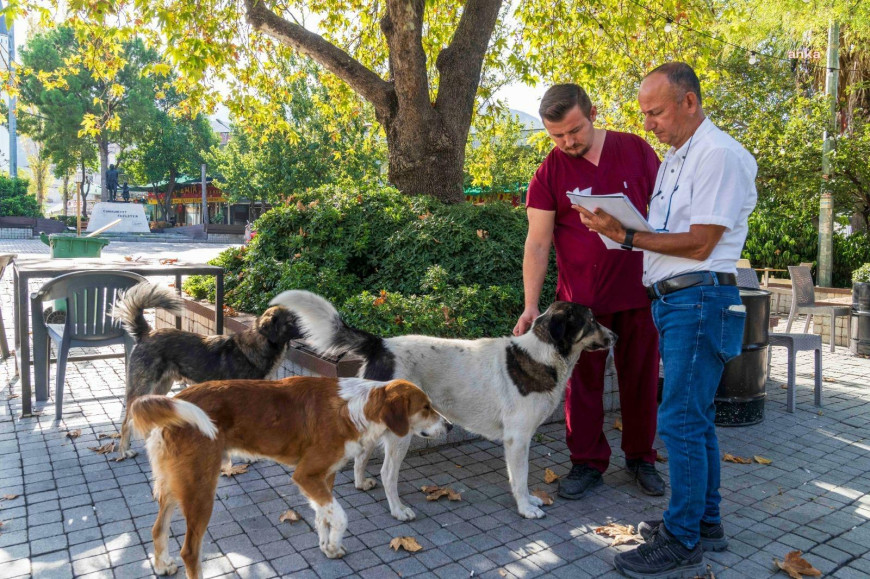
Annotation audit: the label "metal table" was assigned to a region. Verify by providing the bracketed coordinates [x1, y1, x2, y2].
[12, 257, 224, 417]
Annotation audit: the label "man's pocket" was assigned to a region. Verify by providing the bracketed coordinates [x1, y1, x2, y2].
[718, 305, 747, 363]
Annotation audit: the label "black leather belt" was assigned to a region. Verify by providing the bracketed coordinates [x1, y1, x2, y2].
[646, 271, 737, 300]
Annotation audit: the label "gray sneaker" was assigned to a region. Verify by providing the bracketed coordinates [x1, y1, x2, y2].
[638, 519, 728, 552]
[557, 464, 603, 500]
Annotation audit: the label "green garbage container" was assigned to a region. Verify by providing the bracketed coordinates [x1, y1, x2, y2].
[39, 233, 111, 315]
[40, 232, 110, 258]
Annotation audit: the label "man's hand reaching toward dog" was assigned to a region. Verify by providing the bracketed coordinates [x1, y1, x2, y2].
[513, 307, 540, 336]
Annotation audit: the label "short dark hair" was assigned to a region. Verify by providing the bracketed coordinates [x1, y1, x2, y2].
[539, 84, 593, 122]
[645, 62, 702, 107]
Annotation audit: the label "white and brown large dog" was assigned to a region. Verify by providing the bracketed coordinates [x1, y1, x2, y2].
[270, 290, 617, 520]
[130, 376, 447, 577]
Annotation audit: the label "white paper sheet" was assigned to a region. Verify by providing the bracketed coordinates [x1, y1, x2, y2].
[566, 187, 654, 250]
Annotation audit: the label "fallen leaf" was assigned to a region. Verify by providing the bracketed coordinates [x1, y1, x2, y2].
[124, 255, 133, 261]
[656, 455, 668, 463]
[773, 550, 821, 579]
[544, 468, 560, 484]
[754, 455, 772, 465]
[66, 429, 81, 440]
[723, 453, 753, 464]
[1, 494, 19, 501]
[221, 463, 249, 477]
[498, 570, 508, 577]
[420, 485, 461, 501]
[595, 522, 640, 546]
[159, 258, 178, 265]
[780, 384, 788, 389]
[7, 394, 19, 400]
[614, 418, 623, 431]
[98, 432, 121, 439]
[278, 509, 301, 523]
[389, 536, 423, 552]
[822, 377, 835, 383]
[88, 443, 115, 455]
[531, 489, 553, 505]
[476, 229, 489, 240]
[223, 305, 238, 317]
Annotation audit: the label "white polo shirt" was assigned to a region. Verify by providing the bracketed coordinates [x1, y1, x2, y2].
[642, 118, 757, 286]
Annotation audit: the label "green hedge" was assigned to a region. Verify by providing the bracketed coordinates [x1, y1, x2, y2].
[743, 197, 870, 288]
[183, 184, 556, 338]
[0, 175, 39, 217]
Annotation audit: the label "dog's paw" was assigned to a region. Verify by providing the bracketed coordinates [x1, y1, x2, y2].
[391, 505, 416, 522]
[153, 556, 178, 575]
[321, 542, 346, 559]
[528, 493, 544, 507]
[518, 504, 546, 519]
[355, 477, 377, 491]
[115, 449, 137, 462]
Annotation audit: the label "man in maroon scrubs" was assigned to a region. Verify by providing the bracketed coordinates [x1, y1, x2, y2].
[513, 84, 664, 498]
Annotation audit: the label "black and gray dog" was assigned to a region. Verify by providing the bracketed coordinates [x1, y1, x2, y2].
[112, 283, 300, 460]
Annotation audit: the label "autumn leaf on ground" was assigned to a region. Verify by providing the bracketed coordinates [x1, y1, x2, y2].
[822, 377, 835, 383]
[98, 432, 121, 439]
[124, 256, 133, 261]
[656, 455, 668, 463]
[65, 429, 81, 440]
[780, 384, 788, 389]
[531, 489, 554, 505]
[498, 570, 508, 577]
[544, 468, 560, 484]
[1, 494, 19, 501]
[595, 523, 641, 546]
[223, 305, 238, 317]
[278, 509, 301, 523]
[7, 394, 18, 400]
[88, 443, 115, 455]
[420, 485, 461, 501]
[754, 455, 773, 465]
[773, 550, 821, 578]
[614, 418, 623, 431]
[390, 536, 423, 552]
[159, 258, 178, 265]
[723, 453, 753, 464]
[221, 463, 249, 477]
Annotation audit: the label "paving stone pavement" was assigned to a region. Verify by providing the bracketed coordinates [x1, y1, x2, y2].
[2, 239, 870, 578]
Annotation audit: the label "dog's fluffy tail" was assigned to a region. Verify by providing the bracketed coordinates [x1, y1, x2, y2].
[269, 290, 382, 359]
[112, 283, 183, 342]
[129, 395, 218, 440]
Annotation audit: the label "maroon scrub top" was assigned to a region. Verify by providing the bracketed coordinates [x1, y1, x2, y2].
[527, 131, 660, 315]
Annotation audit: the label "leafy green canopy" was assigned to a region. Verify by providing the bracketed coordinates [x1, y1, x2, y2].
[0, 176, 39, 217]
[183, 184, 557, 338]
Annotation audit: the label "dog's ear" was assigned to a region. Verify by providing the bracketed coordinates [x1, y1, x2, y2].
[548, 313, 567, 343]
[382, 387, 410, 437]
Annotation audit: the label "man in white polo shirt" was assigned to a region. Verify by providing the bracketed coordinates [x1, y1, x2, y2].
[575, 62, 757, 578]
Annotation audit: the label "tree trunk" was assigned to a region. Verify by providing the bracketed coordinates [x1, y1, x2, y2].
[98, 137, 109, 200]
[244, 0, 502, 204]
[62, 173, 69, 217]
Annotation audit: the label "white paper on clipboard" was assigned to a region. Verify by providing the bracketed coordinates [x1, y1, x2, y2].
[566, 187, 655, 250]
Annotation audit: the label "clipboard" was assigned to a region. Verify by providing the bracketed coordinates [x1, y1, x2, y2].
[566, 187, 654, 251]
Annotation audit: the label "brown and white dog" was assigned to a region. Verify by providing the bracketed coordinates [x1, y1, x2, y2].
[130, 376, 447, 577]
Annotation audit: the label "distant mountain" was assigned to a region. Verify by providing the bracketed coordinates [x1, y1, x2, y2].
[511, 109, 543, 131]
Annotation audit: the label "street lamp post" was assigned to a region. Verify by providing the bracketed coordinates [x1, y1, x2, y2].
[0, 1, 16, 178]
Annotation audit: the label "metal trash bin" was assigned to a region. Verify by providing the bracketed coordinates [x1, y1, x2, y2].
[852, 283, 870, 357]
[715, 289, 771, 426]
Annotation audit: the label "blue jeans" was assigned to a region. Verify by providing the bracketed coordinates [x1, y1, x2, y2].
[651, 284, 745, 549]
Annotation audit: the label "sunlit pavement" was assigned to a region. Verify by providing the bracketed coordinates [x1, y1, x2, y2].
[2, 238, 869, 578]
